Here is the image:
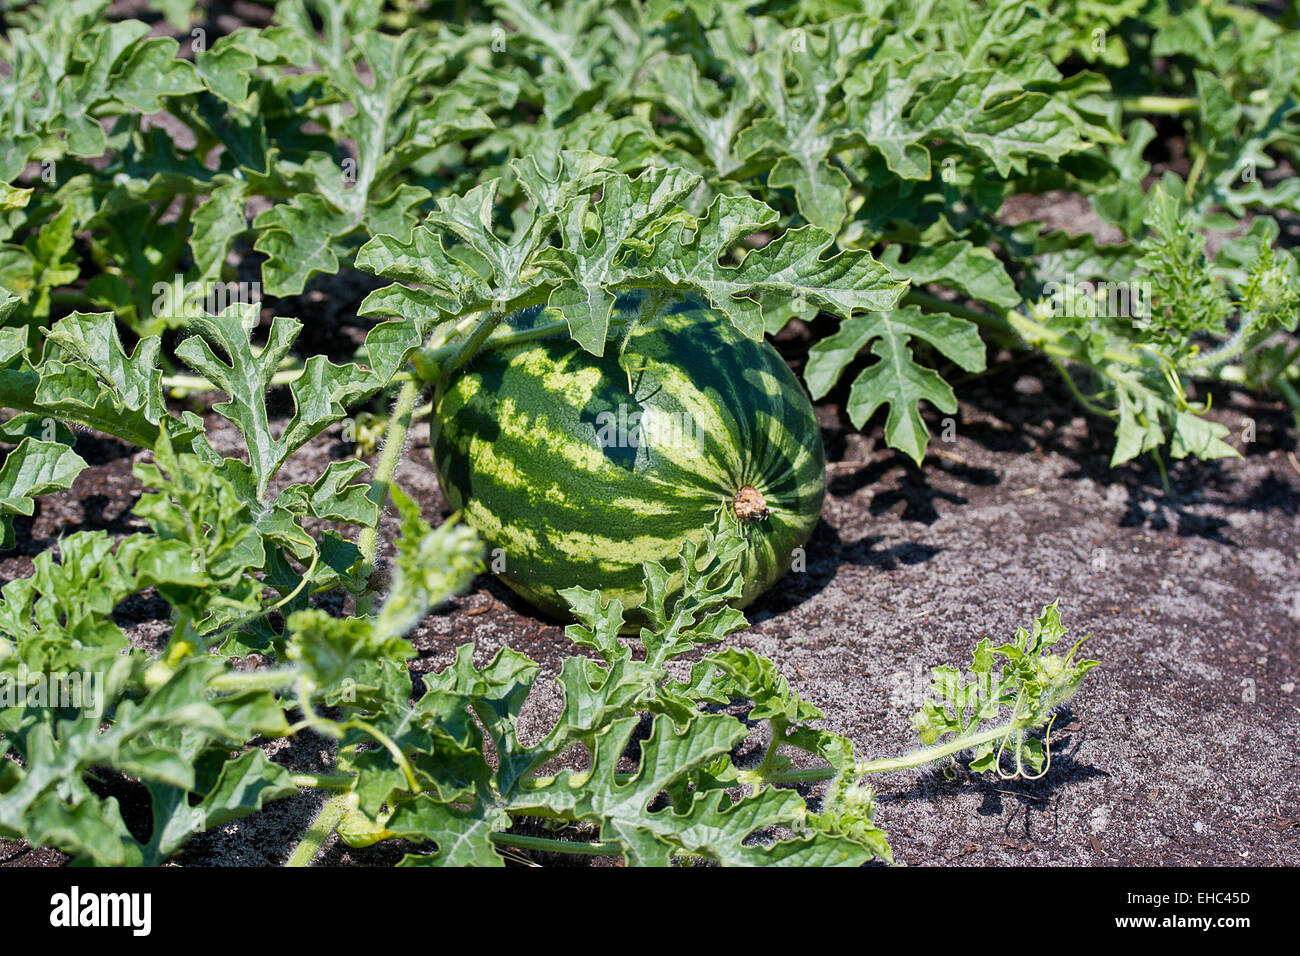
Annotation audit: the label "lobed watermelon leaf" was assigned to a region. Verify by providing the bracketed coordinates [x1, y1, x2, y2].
[806, 306, 986, 464]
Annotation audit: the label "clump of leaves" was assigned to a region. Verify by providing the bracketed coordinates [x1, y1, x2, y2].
[4, 0, 1298, 472]
[912, 602, 1097, 779]
[11, 0, 1284, 868]
[0, 484, 1095, 866]
[311, 521, 1096, 867]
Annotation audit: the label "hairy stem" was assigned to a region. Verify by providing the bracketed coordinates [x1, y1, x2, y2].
[162, 368, 307, 393]
[523, 717, 1032, 792]
[436, 311, 505, 393]
[760, 718, 1037, 785]
[1120, 95, 1198, 115]
[354, 376, 423, 613]
[903, 289, 1016, 340]
[489, 831, 623, 858]
[1276, 378, 1300, 434]
[1050, 358, 1116, 419]
[291, 773, 356, 790]
[207, 666, 300, 694]
[1182, 314, 1272, 372]
[286, 793, 352, 867]
[904, 289, 1143, 367]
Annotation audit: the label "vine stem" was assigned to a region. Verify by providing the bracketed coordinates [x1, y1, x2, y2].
[1181, 314, 1272, 373]
[284, 348, 429, 866]
[208, 666, 300, 694]
[354, 376, 423, 614]
[162, 368, 306, 393]
[414, 312, 645, 386]
[903, 289, 1144, 368]
[520, 718, 1032, 792]
[1276, 378, 1300, 433]
[430, 310, 502, 393]
[283, 323, 452, 866]
[1049, 357, 1116, 419]
[743, 718, 1036, 787]
[903, 289, 1016, 340]
[1120, 95, 1198, 116]
[290, 773, 355, 789]
[489, 832, 623, 857]
[285, 793, 353, 867]
[342, 719, 421, 793]
[1277, 340, 1300, 376]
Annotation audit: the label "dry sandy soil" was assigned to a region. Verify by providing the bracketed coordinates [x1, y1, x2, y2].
[1, 334, 1297, 867]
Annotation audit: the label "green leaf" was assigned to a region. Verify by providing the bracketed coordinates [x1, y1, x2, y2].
[1170, 409, 1237, 461]
[634, 194, 906, 338]
[0, 184, 32, 213]
[175, 305, 418, 499]
[0, 438, 87, 547]
[390, 796, 511, 867]
[373, 488, 483, 641]
[0, 654, 290, 865]
[880, 241, 1020, 311]
[236, 20, 490, 296]
[1136, 185, 1232, 354]
[252, 195, 352, 298]
[733, 18, 877, 231]
[190, 177, 249, 282]
[650, 54, 756, 177]
[536, 166, 701, 352]
[0, 205, 81, 320]
[806, 305, 985, 463]
[144, 749, 297, 864]
[519, 713, 873, 866]
[106, 36, 204, 112]
[913, 602, 1097, 779]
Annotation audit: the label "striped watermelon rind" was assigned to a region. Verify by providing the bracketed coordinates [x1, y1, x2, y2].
[431, 298, 826, 624]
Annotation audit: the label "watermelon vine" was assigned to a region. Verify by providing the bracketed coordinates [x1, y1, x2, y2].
[0, 0, 1295, 865]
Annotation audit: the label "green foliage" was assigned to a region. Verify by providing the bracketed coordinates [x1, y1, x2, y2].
[912, 602, 1097, 778]
[0, 437, 85, 548]
[1, 469, 1095, 866]
[333, 527, 895, 867]
[807, 305, 986, 463]
[320, 532, 1090, 867]
[3, 0, 1296, 465]
[4, 0, 1279, 867]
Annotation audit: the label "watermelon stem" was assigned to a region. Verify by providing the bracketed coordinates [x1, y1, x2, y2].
[733, 485, 769, 522]
[753, 714, 1054, 787]
[439, 311, 505, 387]
[354, 376, 424, 614]
[286, 793, 353, 867]
[489, 832, 624, 858]
[415, 314, 639, 384]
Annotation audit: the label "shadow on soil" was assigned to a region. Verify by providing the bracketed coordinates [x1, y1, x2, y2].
[864, 709, 1110, 850]
[748, 518, 943, 621]
[913, 351, 1300, 543]
[825, 447, 1000, 525]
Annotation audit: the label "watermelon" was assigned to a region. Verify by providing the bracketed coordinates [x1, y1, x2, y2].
[430, 299, 826, 623]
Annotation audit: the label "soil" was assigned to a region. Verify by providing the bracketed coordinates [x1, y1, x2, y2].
[1, 343, 1297, 867]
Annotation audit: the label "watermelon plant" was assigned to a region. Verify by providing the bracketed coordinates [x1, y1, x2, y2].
[0, 0, 1295, 865]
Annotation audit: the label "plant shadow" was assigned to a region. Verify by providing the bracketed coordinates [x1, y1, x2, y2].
[872, 707, 1109, 844]
[944, 351, 1299, 543]
[747, 518, 943, 622]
